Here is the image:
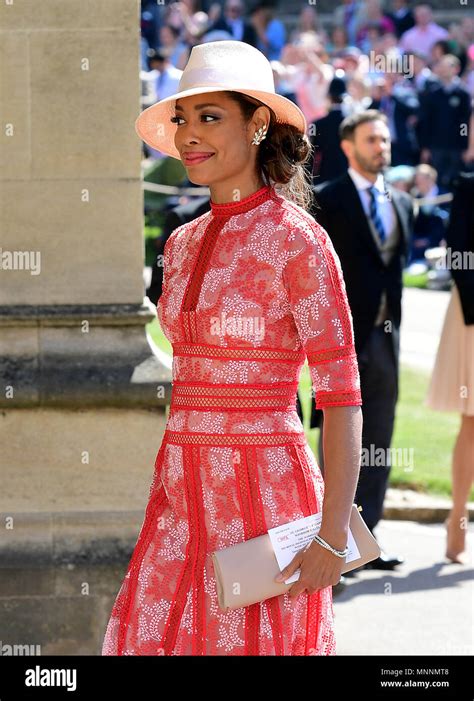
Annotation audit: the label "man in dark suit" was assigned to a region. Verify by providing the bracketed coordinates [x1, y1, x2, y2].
[207, 0, 258, 48]
[370, 73, 420, 167]
[146, 194, 210, 307]
[387, 0, 415, 38]
[309, 110, 414, 569]
[307, 77, 349, 186]
[418, 55, 472, 189]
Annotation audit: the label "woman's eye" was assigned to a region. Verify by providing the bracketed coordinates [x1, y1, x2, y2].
[170, 114, 218, 125]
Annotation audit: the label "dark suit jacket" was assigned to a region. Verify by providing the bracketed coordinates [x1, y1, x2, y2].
[146, 197, 210, 306]
[207, 18, 258, 48]
[387, 8, 415, 37]
[308, 108, 348, 185]
[418, 83, 471, 151]
[308, 172, 413, 428]
[370, 91, 420, 166]
[445, 172, 474, 325]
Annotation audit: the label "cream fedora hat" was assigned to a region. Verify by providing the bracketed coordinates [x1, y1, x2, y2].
[135, 40, 307, 159]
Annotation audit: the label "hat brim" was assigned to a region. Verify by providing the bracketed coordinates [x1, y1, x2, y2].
[135, 86, 307, 159]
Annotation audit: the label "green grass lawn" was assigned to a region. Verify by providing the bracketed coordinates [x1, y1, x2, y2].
[148, 316, 172, 355]
[147, 316, 472, 500]
[402, 270, 429, 289]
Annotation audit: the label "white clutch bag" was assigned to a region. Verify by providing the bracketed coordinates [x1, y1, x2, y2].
[211, 504, 380, 611]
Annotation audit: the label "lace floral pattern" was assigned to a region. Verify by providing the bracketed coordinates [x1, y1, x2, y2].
[101, 184, 361, 656]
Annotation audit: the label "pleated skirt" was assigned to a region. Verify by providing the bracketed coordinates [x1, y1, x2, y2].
[426, 284, 474, 416]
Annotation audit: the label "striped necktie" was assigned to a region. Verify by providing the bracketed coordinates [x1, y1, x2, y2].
[367, 186, 386, 244]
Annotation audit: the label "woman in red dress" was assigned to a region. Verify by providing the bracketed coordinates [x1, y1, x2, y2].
[102, 40, 362, 656]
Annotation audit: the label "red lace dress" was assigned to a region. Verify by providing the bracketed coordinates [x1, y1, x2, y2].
[101, 183, 362, 656]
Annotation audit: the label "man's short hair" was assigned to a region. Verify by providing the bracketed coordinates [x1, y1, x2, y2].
[339, 110, 388, 142]
[415, 164, 437, 181]
[441, 53, 461, 70]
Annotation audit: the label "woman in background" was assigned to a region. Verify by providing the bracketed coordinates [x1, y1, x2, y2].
[426, 172, 474, 564]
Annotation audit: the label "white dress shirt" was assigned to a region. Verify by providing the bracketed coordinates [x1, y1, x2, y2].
[348, 167, 396, 241]
[348, 167, 400, 326]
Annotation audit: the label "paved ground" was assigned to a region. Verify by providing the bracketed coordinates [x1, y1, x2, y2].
[334, 519, 474, 656]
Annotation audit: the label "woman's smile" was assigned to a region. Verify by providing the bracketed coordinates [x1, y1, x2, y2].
[182, 152, 215, 166]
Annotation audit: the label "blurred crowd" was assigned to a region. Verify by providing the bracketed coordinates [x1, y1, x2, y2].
[139, 0, 474, 265]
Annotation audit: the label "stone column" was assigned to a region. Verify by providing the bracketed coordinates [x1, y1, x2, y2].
[0, 0, 171, 654]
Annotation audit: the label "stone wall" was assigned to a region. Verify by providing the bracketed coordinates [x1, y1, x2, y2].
[0, 0, 171, 656]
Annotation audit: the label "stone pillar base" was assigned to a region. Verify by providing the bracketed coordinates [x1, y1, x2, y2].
[0, 511, 146, 655]
[0, 406, 169, 655]
[0, 304, 172, 408]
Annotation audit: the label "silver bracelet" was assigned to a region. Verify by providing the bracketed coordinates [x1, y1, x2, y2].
[312, 533, 349, 559]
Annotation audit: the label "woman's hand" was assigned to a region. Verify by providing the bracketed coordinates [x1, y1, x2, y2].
[274, 539, 344, 598]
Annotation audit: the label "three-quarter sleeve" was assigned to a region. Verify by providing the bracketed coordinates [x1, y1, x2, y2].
[282, 217, 362, 409]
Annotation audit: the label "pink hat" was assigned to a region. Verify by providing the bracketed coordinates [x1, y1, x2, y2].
[135, 40, 307, 159]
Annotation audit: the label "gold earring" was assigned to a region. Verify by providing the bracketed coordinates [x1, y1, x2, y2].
[251, 125, 267, 145]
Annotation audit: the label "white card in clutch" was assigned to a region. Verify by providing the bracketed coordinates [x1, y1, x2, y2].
[268, 511, 361, 584]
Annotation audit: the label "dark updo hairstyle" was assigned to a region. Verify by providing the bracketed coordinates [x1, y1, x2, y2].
[222, 91, 314, 211]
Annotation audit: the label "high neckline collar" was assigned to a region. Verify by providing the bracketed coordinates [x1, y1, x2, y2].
[210, 184, 274, 216]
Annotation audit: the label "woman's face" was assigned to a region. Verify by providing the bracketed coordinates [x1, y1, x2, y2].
[171, 92, 269, 187]
[332, 27, 347, 46]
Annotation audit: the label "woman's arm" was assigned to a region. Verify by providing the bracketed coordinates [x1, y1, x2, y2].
[277, 218, 363, 595]
[318, 405, 362, 550]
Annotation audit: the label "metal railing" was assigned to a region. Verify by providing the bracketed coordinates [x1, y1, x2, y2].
[141, 179, 454, 208]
